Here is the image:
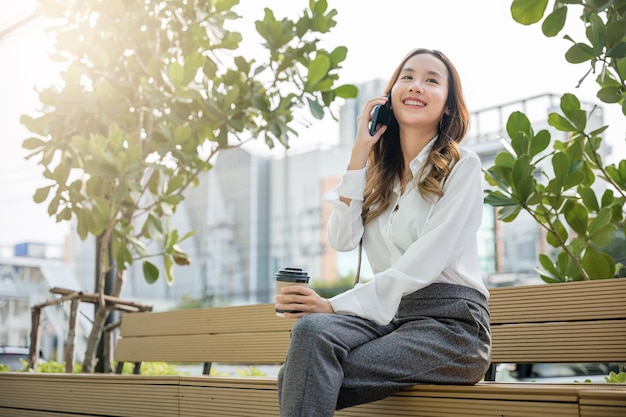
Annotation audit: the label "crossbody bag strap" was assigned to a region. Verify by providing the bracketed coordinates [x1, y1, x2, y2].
[354, 238, 363, 287]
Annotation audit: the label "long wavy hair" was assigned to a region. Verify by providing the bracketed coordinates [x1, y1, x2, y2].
[362, 48, 470, 225]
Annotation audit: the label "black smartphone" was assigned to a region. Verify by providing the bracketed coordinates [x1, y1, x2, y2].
[369, 94, 392, 136]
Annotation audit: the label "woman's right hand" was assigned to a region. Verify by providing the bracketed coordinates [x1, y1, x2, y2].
[348, 95, 390, 170]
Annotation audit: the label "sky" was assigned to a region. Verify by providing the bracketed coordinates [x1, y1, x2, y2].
[0, 0, 624, 249]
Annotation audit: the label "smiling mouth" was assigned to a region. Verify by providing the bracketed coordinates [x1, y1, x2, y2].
[403, 99, 426, 107]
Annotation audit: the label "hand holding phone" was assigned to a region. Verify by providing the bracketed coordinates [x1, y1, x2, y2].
[369, 94, 392, 136]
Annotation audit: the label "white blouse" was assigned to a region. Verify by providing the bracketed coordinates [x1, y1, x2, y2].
[326, 139, 488, 325]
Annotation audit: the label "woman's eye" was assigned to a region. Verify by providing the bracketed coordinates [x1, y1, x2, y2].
[427, 78, 439, 84]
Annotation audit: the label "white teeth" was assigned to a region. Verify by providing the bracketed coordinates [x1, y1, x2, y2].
[404, 100, 425, 106]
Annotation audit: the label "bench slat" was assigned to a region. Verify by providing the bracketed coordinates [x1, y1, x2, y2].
[119, 303, 293, 337]
[489, 279, 626, 324]
[0, 373, 180, 417]
[115, 332, 292, 363]
[491, 319, 626, 363]
[179, 377, 583, 417]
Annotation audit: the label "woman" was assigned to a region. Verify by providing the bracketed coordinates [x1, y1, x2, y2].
[275, 48, 491, 416]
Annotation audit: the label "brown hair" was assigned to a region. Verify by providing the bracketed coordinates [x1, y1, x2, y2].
[362, 48, 470, 225]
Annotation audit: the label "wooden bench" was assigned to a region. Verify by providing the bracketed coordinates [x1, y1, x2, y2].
[1, 279, 625, 417]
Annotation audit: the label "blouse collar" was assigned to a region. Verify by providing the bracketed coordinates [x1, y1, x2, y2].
[408, 135, 438, 175]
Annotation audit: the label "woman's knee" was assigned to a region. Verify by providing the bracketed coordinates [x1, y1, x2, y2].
[290, 313, 333, 340]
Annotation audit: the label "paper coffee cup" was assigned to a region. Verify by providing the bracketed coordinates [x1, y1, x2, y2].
[275, 267, 310, 317]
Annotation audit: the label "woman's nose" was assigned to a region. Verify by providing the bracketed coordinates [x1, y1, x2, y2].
[408, 81, 423, 93]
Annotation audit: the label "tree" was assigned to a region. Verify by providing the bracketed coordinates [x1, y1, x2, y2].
[21, 0, 357, 373]
[484, 0, 625, 282]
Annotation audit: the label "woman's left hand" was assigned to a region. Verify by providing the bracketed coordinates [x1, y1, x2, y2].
[275, 285, 335, 318]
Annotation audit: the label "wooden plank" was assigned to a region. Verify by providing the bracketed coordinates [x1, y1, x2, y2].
[176, 377, 583, 417]
[119, 304, 294, 337]
[337, 397, 579, 417]
[490, 320, 626, 363]
[115, 331, 292, 363]
[0, 410, 95, 417]
[579, 388, 626, 417]
[0, 373, 180, 417]
[4, 373, 623, 417]
[489, 279, 626, 324]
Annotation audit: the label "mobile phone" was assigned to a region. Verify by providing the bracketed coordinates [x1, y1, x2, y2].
[369, 94, 392, 136]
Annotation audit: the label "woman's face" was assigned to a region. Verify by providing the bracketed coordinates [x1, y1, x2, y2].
[390, 53, 449, 134]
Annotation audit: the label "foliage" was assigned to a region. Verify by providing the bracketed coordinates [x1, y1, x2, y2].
[21, 0, 356, 372]
[0, 358, 270, 377]
[116, 361, 181, 375]
[484, 0, 626, 282]
[236, 366, 267, 377]
[0, 358, 84, 373]
[311, 274, 358, 298]
[23, 0, 356, 286]
[605, 370, 626, 383]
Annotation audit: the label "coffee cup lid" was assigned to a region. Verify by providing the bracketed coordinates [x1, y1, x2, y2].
[275, 267, 310, 282]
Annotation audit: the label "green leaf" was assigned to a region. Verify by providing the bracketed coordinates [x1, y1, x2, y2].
[498, 204, 522, 222]
[506, 111, 531, 151]
[513, 153, 532, 181]
[494, 150, 516, 169]
[547, 219, 568, 247]
[164, 255, 174, 285]
[538, 253, 561, 280]
[529, 129, 550, 157]
[560, 93, 580, 115]
[114, 241, 133, 270]
[548, 113, 576, 131]
[563, 170, 584, 190]
[484, 191, 517, 207]
[334, 84, 358, 98]
[168, 62, 184, 87]
[565, 42, 594, 63]
[234, 56, 251, 74]
[552, 151, 570, 179]
[588, 206, 615, 238]
[607, 21, 626, 46]
[514, 176, 534, 204]
[578, 186, 599, 211]
[582, 247, 615, 279]
[307, 54, 331, 88]
[600, 189, 615, 208]
[541, 6, 567, 37]
[142, 261, 159, 284]
[597, 86, 622, 103]
[484, 165, 513, 189]
[568, 109, 587, 131]
[329, 45, 348, 64]
[174, 125, 192, 144]
[563, 200, 588, 236]
[33, 186, 52, 203]
[23, 137, 46, 150]
[307, 98, 325, 119]
[511, 133, 530, 157]
[606, 41, 626, 59]
[510, 0, 549, 25]
[605, 160, 626, 188]
[588, 223, 617, 247]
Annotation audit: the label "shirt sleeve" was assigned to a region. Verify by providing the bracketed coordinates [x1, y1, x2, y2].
[325, 167, 367, 251]
[328, 153, 484, 325]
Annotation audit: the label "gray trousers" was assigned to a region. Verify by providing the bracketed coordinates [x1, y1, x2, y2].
[277, 283, 491, 417]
